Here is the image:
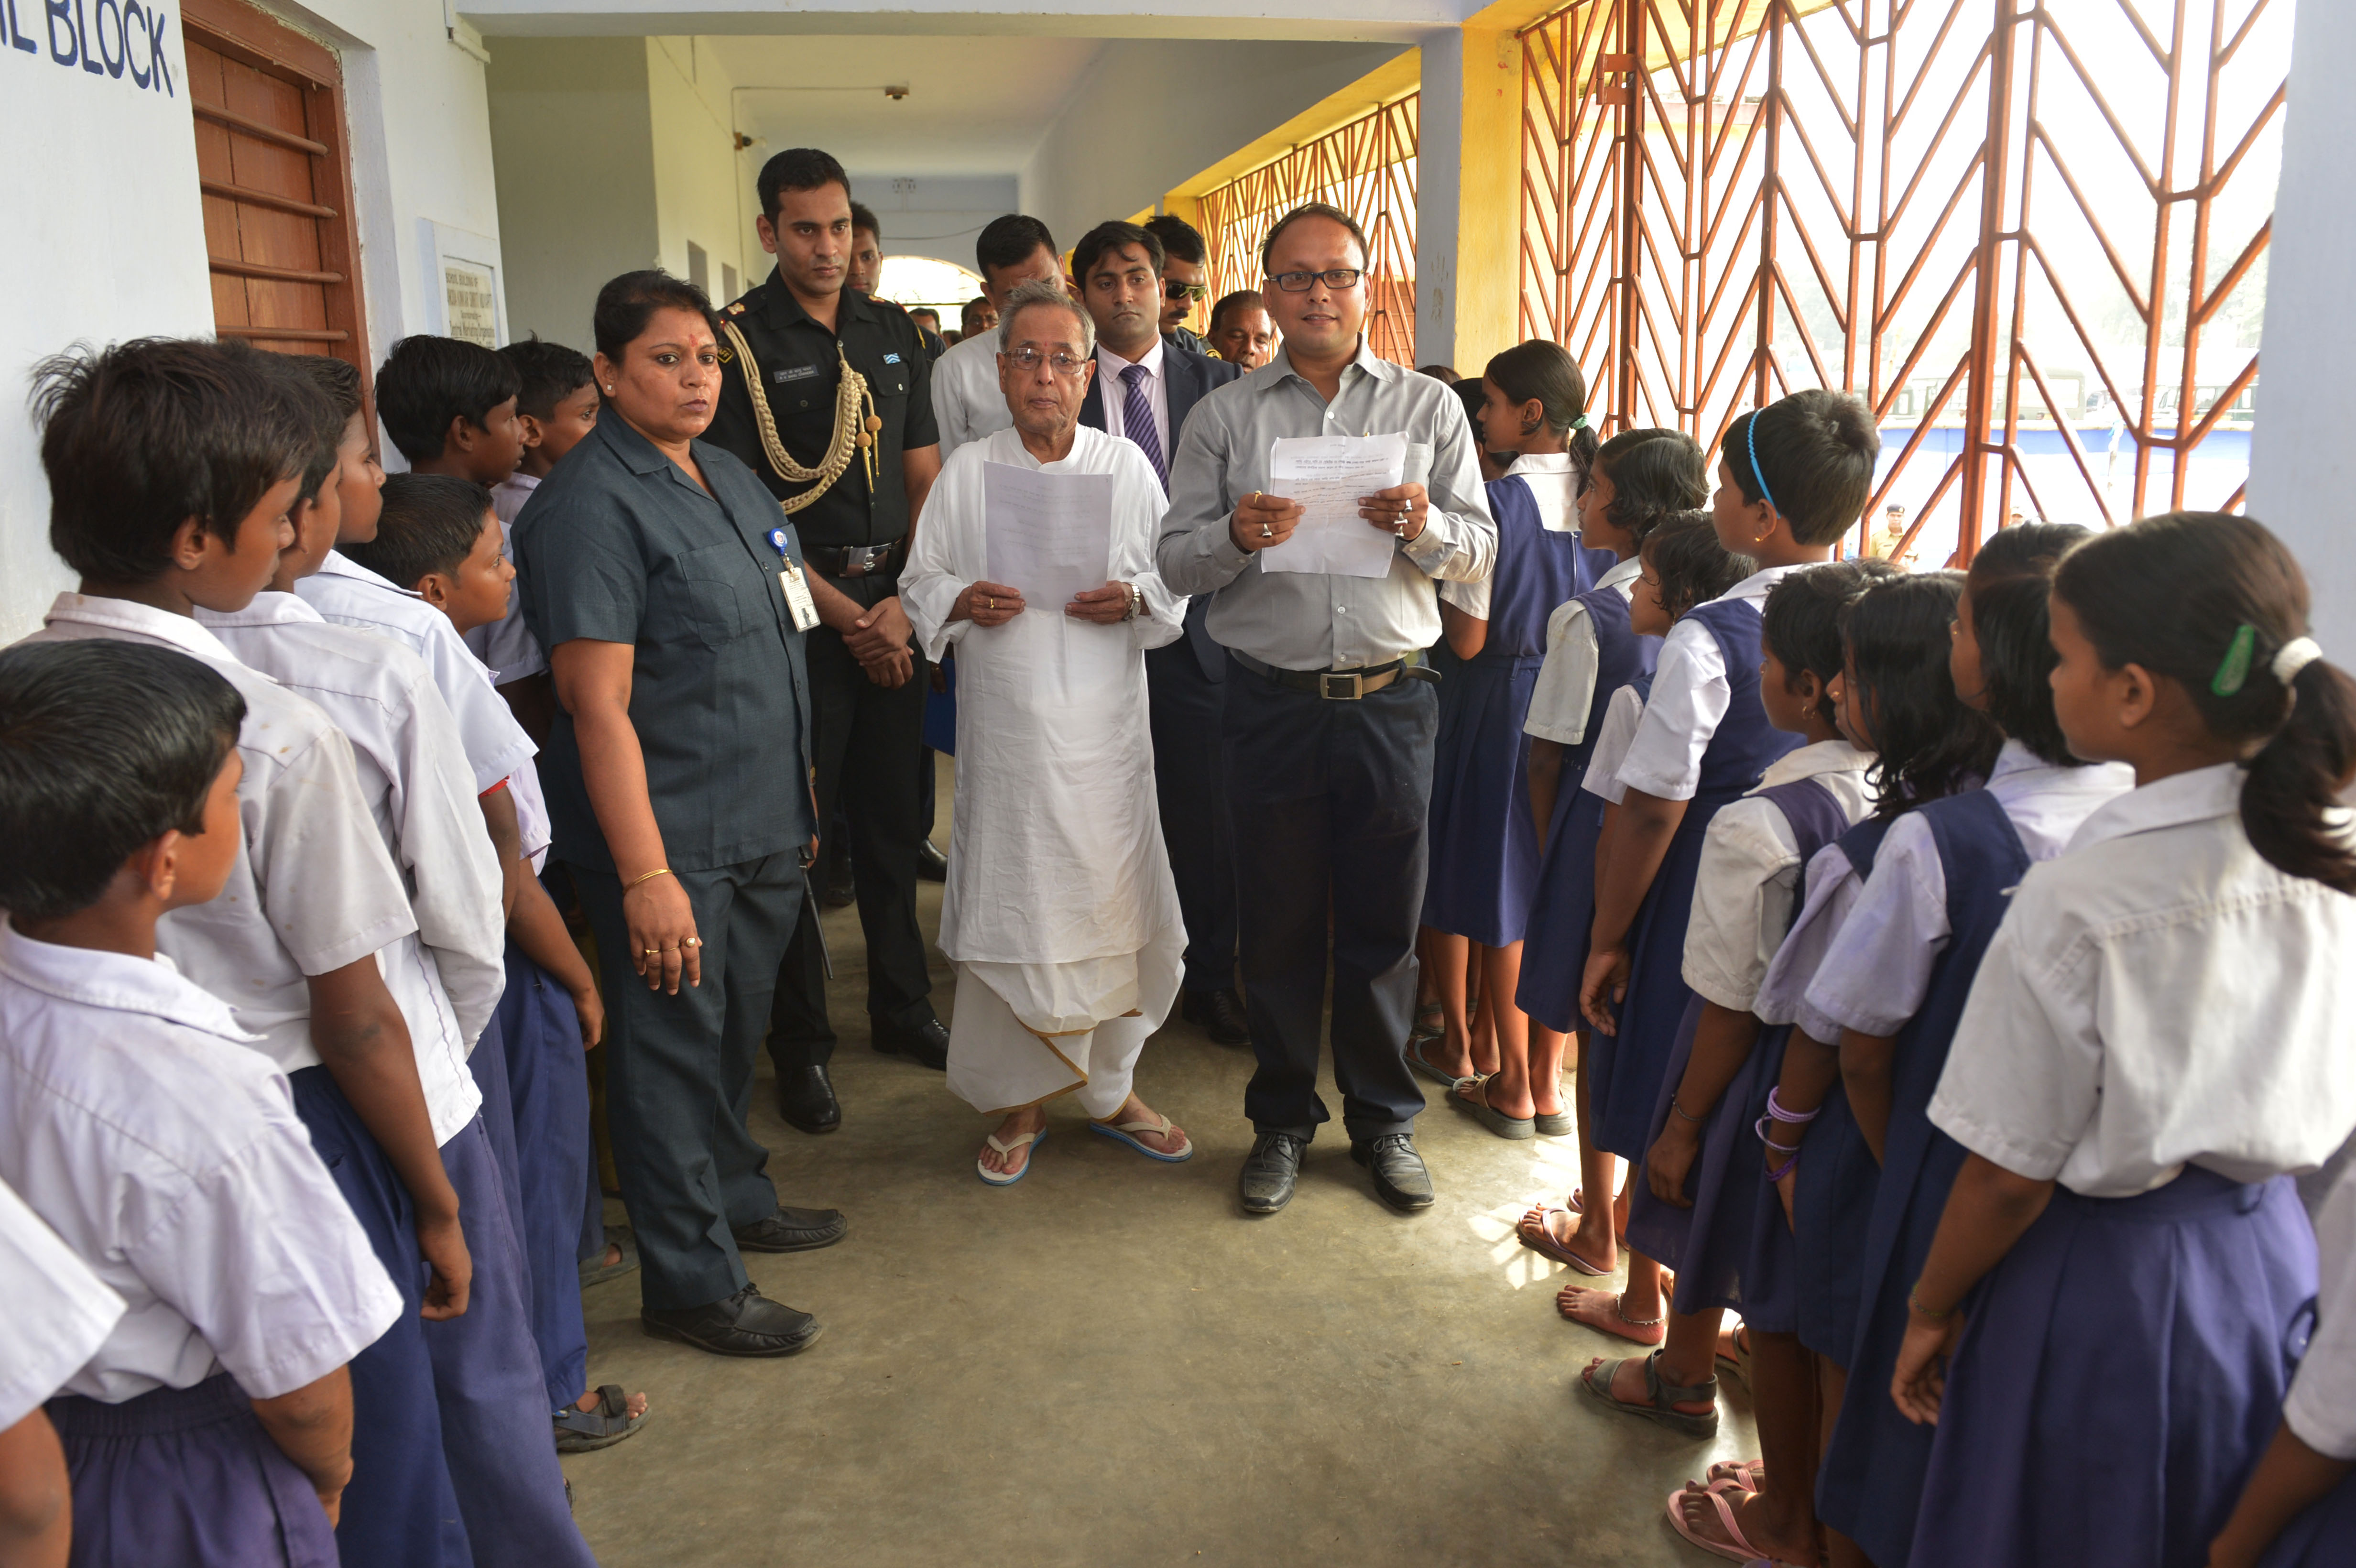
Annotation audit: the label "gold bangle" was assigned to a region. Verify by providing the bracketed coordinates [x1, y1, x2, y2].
[1908, 1285, 1956, 1321]
[628, 868, 674, 888]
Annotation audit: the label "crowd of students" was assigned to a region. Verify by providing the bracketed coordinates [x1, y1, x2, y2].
[2, 288, 2355, 1568]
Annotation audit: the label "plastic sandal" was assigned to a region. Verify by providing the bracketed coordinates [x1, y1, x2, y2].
[1665, 1475, 1795, 1563]
[1088, 1112, 1193, 1163]
[554, 1384, 646, 1453]
[1704, 1458, 1765, 1492]
[1405, 1036, 1469, 1089]
[1515, 1206, 1612, 1276]
[1577, 1350, 1720, 1438]
[1452, 1075, 1536, 1139]
[977, 1125, 1046, 1187]
[578, 1226, 638, 1287]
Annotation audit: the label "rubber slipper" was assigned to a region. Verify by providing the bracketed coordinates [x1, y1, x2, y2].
[1452, 1076, 1535, 1139]
[554, 1384, 647, 1453]
[977, 1125, 1045, 1187]
[1516, 1206, 1612, 1276]
[1665, 1476, 1780, 1563]
[1577, 1350, 1719, 1439]
[1405, 1037, 1467, 1089]
[578, 1226, 638, 1287]
[1088, 1112, 1193, 1163]
[1705, 1459, 1765, 1492]
[1533, 1108, 1574, 1135]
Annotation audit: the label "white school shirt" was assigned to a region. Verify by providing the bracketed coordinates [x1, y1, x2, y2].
[1801, 740, 2137, 1040]
[932, 331, 1013, 458]
[1095, 337, 1171, 460]
[511, 756, 552, 875]
[1441, 451, 1585, 620]
[200, 593, 506, 1145]
[1930, 761, 2356, 1197]
[1683, 740, 1876, 1013]
[0, 1176, 124, 1427]
[2286, 1156, 2356, 1459]
[1579, 683, 1649, 806]
[1526, 553, 1644, 744]
[463, 473, 548, 683]
[296, 553, 537, 795]
[1616, 564, 1814, 801]
[1755, 840, 1865, 1030]
[0, 924, 402, 1403]
[21, 597, 416, 1074]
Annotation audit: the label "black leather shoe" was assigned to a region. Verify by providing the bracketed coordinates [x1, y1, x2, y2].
[776, 1064, 840, 1134]
[916, 838, 949, 882]
[1238, 1132, 1307, 1214]
[642, 1283, 823, 1357]
[732, 1205, 848, 1253]
[871, 1014, 949, 1070]
[1180, 986, 1250, 1045]
[1351, 1133, 1436, 1212]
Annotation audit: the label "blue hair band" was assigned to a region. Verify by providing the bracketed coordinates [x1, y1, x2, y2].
[1744, 413, 1778, 518]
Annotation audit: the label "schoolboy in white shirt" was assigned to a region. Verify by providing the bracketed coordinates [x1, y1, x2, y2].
[0, 639, 404, 1567]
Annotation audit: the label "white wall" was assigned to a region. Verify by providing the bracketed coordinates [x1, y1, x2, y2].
[2247, 0, 2353, 653]
[648, 37, 751, 300]
[848, 174, 1019, 274]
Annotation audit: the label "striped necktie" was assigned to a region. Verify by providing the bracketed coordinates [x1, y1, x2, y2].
[1120, 362, 1167, 486]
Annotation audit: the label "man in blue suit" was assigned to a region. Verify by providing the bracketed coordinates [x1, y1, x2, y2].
[1071, 219, 1248, 1045]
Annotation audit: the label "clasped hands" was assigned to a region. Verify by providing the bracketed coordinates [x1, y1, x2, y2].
[1228, 483, 1429, 552]
[833, 594, 916, 688]
[951, 580, 1137, 628]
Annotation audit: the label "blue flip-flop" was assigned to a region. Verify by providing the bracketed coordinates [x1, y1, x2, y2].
[977, 1124, 1045, 1187]
[1088, 1113, 1194, 1163]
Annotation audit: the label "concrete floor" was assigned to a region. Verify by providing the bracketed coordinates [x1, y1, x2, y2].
[561, 765, 1756, 1568]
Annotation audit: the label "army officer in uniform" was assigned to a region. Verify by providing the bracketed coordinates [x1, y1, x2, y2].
[706, 147, 949, 1136]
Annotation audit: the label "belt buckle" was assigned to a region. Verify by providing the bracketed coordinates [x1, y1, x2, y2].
[1319, 670, 1365, 700]
[840, 545, 880, 578]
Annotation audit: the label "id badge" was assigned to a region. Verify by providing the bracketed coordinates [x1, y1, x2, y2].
[778, 563, 821, 632]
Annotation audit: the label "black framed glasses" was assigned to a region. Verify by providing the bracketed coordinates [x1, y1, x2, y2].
[1164, 279, 1209, 302]
[1000, 346, 1090, 377]
[1269, 268, 1365, 293]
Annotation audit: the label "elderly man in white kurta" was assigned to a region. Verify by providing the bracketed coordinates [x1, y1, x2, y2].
[903, 280, 1194, 1185]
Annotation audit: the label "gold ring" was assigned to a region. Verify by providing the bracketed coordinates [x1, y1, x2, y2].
[643, 948, 660, 957]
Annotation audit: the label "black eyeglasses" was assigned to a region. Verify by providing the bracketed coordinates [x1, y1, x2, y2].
[1268, 268, 1365, 293]
[1164, 279, 1209, 302]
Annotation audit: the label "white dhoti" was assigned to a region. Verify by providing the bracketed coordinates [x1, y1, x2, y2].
[901, 425, 1191, 1121]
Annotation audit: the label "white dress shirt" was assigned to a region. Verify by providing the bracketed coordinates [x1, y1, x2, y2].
[20, 596, 416, 1075]
[1616, 564, 1815, 801]
[296, 553, 536, 795]
[463, 473, 548, 682]
[1440, 451, 1585, 619]
[1154, 338, 1495, 671]
[932, 331, 1013, 458]
[1931, 762, 2356, 1196]
[1525, 553, 1644, 744]
[0, 1176, 124, 1426]
[200, 593, 507, 1145]
[1579, 684, 1649, 805]
[1801, 741, 2137, 1039]
[2286, 1156, 2356, 1459]
[1095, 337, 1171, 460]
[0, 924, 402, 1402]
[1683, 740, 1877, 1013]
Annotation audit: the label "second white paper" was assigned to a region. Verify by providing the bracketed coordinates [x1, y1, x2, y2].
[982, 461, 1115, 610]
[1257, 432, 1408, 578]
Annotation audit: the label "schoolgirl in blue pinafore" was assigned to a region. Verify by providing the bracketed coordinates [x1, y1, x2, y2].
[1422, 475, 1612, 946]
[1516, 588, 1657, 1033]
[1588, 597, 1801, 1162]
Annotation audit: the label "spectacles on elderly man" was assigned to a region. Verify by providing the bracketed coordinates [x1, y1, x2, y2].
[1163, 279, 1209, 302]
[1000, 346, 1091, 377]
[1269, 268, 1365, 293]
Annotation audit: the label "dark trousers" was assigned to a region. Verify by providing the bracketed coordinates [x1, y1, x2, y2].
[1222, 650, 1435, 1141]
[1146, 642, 1237, 995]
[770, 616, 936, 1068]
[484, 944, 590, 1413]
[571, 851, 802, 1310]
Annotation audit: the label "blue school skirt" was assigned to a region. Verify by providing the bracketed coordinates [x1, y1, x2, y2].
[47, 1373, 338, 1568]
[1516, 784, 1605, 1034]
[1792, 1085, 1879, 1365]
[1910, 1167, 2317, 1568]
[1422, 651, 1548, 947]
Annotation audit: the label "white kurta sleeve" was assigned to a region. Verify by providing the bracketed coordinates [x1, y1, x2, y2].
[1109, 444, 1185, 652]
[903, 451, 981, 663]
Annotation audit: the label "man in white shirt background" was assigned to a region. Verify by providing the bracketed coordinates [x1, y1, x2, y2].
[931, 214, 1067, 458]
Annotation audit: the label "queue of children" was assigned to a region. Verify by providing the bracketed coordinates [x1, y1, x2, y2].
[1418, 371, 2356, 1567]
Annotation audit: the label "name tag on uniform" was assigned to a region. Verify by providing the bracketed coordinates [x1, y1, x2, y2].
[773, 364, 821, 384]
[768, 528, 822, 632]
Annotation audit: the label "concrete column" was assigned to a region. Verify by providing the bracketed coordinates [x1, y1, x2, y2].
[2247, 0, 2356, 650]
[1413, 24, 1521, 375]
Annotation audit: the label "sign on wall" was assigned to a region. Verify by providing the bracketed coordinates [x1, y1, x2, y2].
[3, 0, 180, 95]
[422, 218, 506, 348]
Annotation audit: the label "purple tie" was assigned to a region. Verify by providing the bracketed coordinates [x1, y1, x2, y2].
[1120, 363, 1167, 486]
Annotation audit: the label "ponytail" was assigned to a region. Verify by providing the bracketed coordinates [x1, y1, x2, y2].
[2052, 512, 2356, 893]
[1484, 340, 1600, 476]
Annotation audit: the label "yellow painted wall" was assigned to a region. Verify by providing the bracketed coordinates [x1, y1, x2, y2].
[1449, 24, 1524, 374]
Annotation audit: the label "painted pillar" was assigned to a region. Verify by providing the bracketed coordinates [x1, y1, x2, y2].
[2247, 0, 2356, 650]
[1414, 24, 1522, 375]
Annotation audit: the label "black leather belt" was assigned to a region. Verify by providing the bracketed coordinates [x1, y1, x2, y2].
[1232, 650, 1438, 700]
[803, 539, 904, 578]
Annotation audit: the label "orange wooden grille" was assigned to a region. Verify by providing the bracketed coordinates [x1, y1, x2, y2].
[1197, 95, 1422, 365]
[1517, 0, 2280, 564]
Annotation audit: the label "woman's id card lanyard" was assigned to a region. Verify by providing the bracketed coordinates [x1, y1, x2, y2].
[768, 528, 822, 632]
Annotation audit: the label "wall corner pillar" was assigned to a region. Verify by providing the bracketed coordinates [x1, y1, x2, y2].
[1415, 23, 1521, 373]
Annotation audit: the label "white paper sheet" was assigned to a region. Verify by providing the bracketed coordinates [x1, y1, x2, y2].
[1256, 433, 1408, 578]
[982, 461, 1115, 610]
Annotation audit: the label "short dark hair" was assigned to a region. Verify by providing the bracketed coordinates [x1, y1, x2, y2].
[1142, 213, 1206, 266]
[1418, 364, 1461, 383]
[850, 201, 880, 240]
[591, 270, 715, 361]
[281, 351, 364, 423]
[1485, 340, 1598, 472]
[1721, 389, 1881, 545]
[1209, 290, 1264, 334]
[1591, 428, 1709, 546]
[1644, 511, 1752, 621]
[0, 640, 245, 921]
[31, 338, 308, 583]
[349, 473, 495, 589]
[499, 337, 597, 422]
[975, 214, 1056, 280]
[909, 308, 940, 329]
[1453, 378, 1490, 450]
[758, 148, 851, 221]
[1071, 220, 1163, 287]
[231, 345, 348, 505]
[1259, 201, 1369, 276]
[1965, 522, 2089, 765]
[1843, 570, 2004, 816]
[1764, 559, 1898, 725]
[375, 336, 521, 465]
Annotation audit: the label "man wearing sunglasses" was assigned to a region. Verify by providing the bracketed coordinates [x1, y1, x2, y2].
[1144, 214, 1213, 359]
[1154, 201, 1497, 1220]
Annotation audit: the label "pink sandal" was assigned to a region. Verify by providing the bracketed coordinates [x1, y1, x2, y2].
[1664, 1476, 1795, 1564]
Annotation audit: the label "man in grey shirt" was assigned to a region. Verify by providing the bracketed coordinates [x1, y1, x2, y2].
[1156, 201, 1495, 1217]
